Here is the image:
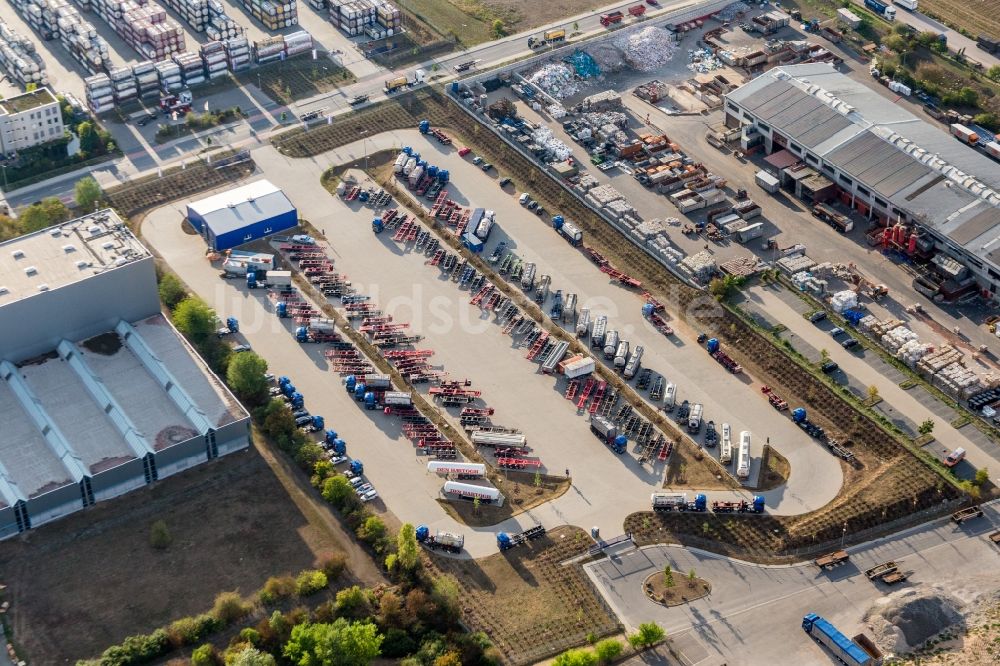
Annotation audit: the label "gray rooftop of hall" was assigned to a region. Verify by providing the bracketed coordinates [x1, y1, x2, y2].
[0, 210, 149, 304]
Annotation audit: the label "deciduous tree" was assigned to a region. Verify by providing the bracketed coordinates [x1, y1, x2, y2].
[74, 175, 103, 211]
[283, 620, 383, 666]
[227, 351, 269, 404]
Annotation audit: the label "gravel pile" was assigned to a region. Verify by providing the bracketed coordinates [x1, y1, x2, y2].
[866, 588, 965, 654]
[526, 62, 581, 99]
[613, 26, 679, 72]
[586, 42, 626, 73]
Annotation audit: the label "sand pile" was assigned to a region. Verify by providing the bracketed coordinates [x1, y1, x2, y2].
[865, 588, 965, 653]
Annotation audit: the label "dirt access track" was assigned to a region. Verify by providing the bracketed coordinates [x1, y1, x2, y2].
[0, 446, 354, 664]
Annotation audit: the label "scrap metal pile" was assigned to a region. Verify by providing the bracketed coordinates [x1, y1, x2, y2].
[717, 1, 751, 21]
[526, 62, 582, 99]
[612, 25, 679, 72]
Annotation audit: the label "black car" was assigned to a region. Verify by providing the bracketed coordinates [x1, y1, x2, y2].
[809, 311, 827, 323]
[841, 338, 859, 350]
[136, 113, 156, 126]
[821, 361, 839, 374]
[498, 176, 511, 187]
[481, 162, 494, 172]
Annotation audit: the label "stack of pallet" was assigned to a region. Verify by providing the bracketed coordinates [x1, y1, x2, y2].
[0, 19, 48, 88]
[916, 345, 964, 376]
[236, 0, 298, 31]
[224, 35, 250, 71]
[933, 362, 983, 399]
[84, 72, 115, 113]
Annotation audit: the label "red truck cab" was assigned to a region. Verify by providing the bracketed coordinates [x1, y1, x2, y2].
[600, 11, 624, 26]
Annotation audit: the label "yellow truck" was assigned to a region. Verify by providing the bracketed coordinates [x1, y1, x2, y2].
[528, 29, 566, 48]
[384, 76, 408, 93]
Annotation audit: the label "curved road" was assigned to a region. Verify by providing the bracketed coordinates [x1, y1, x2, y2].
[141, 129, 843, 558]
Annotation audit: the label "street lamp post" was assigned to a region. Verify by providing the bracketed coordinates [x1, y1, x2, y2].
[841, 522, 848, 549]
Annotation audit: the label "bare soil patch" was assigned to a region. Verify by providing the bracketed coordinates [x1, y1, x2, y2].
[428, 525, 620, 665]
[920, 0, 1000, 45]
[757, 444, 790, 492]
[483, 0, 610, 32]
[663, 438, 738, 490]
[0, 447, 344, 664]
[644, 571, 711, 607]
[437, 471, 571, 527]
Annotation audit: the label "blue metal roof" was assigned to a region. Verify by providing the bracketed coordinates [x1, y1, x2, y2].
[187, 180, 296, 237]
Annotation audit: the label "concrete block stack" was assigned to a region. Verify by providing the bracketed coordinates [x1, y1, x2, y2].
[132, 60, 159, 97]
[109, 64, 138, 103]
[172, 51, 204, 86]
[896, 339, 932, 367]
[200, 40, 228, 79]
[635, 218, 669, 240]
[89, 0, 186, 61]
[680, 250, 716, 282]
[916, 345, 963, 376]
[880, 326, 918, 354]
[155, 58, 183, 90]
[857, 314, 880, 332]
[586, 184, 625, 208]
[777, 254, 815, 275]
[605, 199, 636, 220]
[868, 318, 905, 337]
[84, 72, 115, 113]
[0, 19, 48, 88]
[649, 236, 683, 264]
[934, 362, 982, 399]
[224, 35, 251, 71]
[237, 0, 298, 30]
[282, 30, 312, 57]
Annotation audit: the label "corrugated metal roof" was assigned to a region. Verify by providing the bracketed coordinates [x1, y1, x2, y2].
[187, 180, 295, 236]
[951, 207, 1000, 246]
[826, 131, 934, 199]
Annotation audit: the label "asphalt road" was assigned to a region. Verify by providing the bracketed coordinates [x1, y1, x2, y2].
[585, 500, 1000, 665]
[846, 1, 1000, 69]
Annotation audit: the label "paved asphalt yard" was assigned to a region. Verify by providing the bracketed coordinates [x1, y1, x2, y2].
[142, 129, 844, 557]
[586, 501, 1000, 666]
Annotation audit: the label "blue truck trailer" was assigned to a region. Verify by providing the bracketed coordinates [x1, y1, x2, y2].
[802, 614, 882, 665]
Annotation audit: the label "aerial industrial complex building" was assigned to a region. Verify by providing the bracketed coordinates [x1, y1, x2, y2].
[0, 87, 65, 153]
[0, 211, 249, 538]
[186, 179, 298, 251]
[726, 64, 1000, 298]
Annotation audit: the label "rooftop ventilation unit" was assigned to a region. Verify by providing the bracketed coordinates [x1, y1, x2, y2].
[11, 250, 24, 259]
[0, 287, 8, 295]
[62, 244, 76, 253]
[88, 225, 102, 236]
[24, 266, 37, 276]
[75, 260, 90, 269]
[102, 241, 115, 250]
[37, 284, 49, 292]
[49, 229, 62, 237]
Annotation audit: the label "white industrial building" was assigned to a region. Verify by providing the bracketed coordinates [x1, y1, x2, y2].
[0, 211, 250, 538]
[0, 87, 64, 154]
[725, 64, 1000, 299]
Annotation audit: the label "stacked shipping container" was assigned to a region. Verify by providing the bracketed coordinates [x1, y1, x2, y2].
[159, 0, 242, 40]
[236, 0, 298, 30]
[87, 0, 186, 61]
[0, 19, 48, 88]
[13, 0, 110, 74]
[328, 0, 400, 38]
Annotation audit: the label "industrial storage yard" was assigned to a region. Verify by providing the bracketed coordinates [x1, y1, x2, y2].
[4, 1, 1000, 665]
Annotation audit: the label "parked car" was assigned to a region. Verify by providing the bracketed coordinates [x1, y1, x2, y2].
[481, 162, 494, 172]
[458, 147, 472, 157]
[527, 200, 539, 211]
[355, 483, 374, 494]
[329, 455, 348, 465]
[828, 327, 844, 338]
[536, 207, 547, 217]
[349, 476, 366, 488]
[498, 176, 511, 187]
[292, 409, 310, 419]
[809, 311, 827, 323]
[472, 155, 483, 165]
[232, 344, 251, 353]
[360, 489, 379, 502]
[841, 338, 859, 349]
[821, 361, 840, 374]
[519, 193, 530, 205]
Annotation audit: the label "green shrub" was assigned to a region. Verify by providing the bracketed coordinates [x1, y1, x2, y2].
[99, 628, 169, 665]
[295, 569, 329, 596]
[190, 643, 216, 666]
[149, 520, 171, 549]
[320, 552, 347, 580]
[211, 591, 250, 625]
[167, 613, 217, 647]
[259, 576, 296, 605]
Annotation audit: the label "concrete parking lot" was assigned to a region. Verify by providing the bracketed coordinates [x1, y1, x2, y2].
[585, 501, 1000, 666]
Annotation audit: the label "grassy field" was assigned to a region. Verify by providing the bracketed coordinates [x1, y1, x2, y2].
[428, 525, 620, 665]
[0, 448, 345, 664]
[237, 56, 354, 105]
[920, 0, 1000, 42]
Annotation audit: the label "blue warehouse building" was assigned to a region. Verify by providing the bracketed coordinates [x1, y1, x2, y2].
[186, 180, 298, 251]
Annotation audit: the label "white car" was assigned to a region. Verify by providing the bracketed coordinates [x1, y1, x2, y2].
[519, 193, 530, 205]
[355, 483, 374, 494]
[359, 489, 379, 502]
[349, 476, 366, 488]
[329, 455, 348, 465]
[232, 344, 251, 353]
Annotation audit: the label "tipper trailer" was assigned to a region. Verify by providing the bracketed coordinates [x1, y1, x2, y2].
[802, 614, 882, 665]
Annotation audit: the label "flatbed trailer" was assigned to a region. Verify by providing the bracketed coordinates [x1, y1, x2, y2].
[814, 550, 849, 569]
[952, 506, 983, 523]
[864, 561, 897, 580]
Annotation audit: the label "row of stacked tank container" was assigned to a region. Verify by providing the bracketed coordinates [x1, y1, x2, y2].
[82, 0, 186, 61]
[235, 0, 297, 30]
[158, 0, 243, 40]
[12, 0, 110, 74]
[252, 30, 312, 64]
[322, 0, 401, 38]
[0, 19, 48, 88]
